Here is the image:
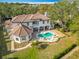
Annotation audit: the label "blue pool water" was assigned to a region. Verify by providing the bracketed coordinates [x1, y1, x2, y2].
[38, 32, 55, 38]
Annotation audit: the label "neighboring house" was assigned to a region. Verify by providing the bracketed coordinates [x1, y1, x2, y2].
[5, 13, 52, 43]
[4, 20, 12, 32]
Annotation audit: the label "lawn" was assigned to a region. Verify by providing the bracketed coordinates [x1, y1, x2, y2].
[3, 36, 76, 59]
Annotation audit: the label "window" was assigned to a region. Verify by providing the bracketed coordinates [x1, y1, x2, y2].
[33, 28, 38, 32]
[27, 22, 29, 26]
[21, 36, 26, 40]
[33, 21, 38, 24]
[16, 38, 19, 41]
[40, 27, 43, 31]
[45, 26, 49, 30]
[47, 20, 49, 23]
[29, 36, 31, 38]
[43, 21, 45, 24]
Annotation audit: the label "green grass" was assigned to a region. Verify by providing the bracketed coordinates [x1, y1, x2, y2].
[3, 36, 75, 59]
[15, 47, 38, 59]
[3, 47, 38, 59]
[66, 48, 79, 59]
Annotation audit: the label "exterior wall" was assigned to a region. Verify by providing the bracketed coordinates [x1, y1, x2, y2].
[32, 20, 51, 28]
[23, 22, 32, 28]
[22, 20, 51, 28]
[20, 35, 30, 42]
[10, 35, 21, 43]
[10, 34, 31, 43]
[11, 20, 52, 30]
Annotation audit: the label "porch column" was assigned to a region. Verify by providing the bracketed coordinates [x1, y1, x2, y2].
[11, 41, 15, 51]
[49, 26, 51, 30]
[38, 27, 40, 32]
[19, 37, 21, 43]
[32, 28, 33, 32]
[44, 26, 45, 31]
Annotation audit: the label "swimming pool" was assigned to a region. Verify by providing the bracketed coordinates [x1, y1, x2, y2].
[38, 32, 55, 38]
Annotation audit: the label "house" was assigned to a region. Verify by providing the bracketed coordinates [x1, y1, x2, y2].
[5, 12, 52, 43]
[11, 13, 51, 32]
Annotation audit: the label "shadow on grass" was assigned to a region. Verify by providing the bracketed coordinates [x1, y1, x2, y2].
[37, 43, 49, 49]
[0, 26, 16, 59]
[7, 57, 18, 59]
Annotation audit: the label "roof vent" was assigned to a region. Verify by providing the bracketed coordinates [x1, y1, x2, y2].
[44, 12, 48, 16]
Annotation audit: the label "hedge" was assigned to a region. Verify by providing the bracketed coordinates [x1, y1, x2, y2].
[53, 44, 77, 59]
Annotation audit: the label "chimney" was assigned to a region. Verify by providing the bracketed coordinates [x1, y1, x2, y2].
[44, 12, 48, 16]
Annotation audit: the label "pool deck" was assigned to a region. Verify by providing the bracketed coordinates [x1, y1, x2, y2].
[41, 29, 65, 38]
[51, 30, 65, 38]
[38, 29, 66, 42]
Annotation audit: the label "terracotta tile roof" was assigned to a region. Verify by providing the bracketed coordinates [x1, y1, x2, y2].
[12, 13, 49, 22]
[10, 24, 32, 36]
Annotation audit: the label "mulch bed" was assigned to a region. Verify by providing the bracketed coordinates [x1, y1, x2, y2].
[14, 42, 29, 49]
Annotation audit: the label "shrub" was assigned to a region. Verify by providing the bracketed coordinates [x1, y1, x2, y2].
[31, 41, 42, 47]
[37, 43, 49, 49]
[8, 57, 18, 59]
[31, 41, 49, 49]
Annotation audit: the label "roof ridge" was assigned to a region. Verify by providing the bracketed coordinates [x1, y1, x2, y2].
[30, 14, 34, 20]
[21, 15, 27, 22]
[19, 24, 23, 36]
[12, 25, 20, 34]
[12, 13, 49, 22]
[19, 24, 30, 36]
[12, 16, 18, 22]
[22, 24, 32, 34]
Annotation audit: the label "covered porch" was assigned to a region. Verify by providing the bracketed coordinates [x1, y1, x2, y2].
[33, 26, 51, 32]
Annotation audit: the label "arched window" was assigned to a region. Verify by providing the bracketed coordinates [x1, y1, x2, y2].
[16, 38, 19, 41]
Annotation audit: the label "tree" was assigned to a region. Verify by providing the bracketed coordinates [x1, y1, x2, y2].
[68, 15, 79, 32]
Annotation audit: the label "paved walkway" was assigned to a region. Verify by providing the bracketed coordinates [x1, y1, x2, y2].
[61, 46, 79, 59]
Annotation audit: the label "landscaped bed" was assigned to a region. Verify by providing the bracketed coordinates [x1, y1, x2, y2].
[14, 42, 29, 49]
[3, 36, 76, 59]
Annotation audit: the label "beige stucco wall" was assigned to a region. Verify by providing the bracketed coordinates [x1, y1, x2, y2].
[22, 20, 51, 28]
[10, 34, 30, 43]
[20, 35, 30, 42]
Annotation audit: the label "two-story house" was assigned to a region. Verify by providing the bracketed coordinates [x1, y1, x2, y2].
[12, 13, 51, 32]
[5, 13, 52, 43]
